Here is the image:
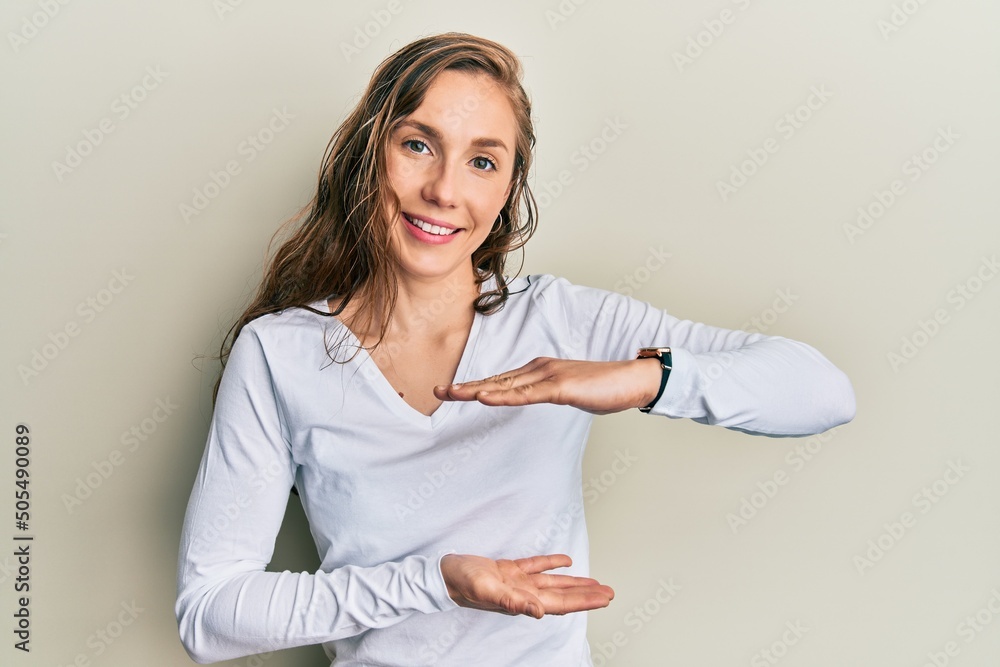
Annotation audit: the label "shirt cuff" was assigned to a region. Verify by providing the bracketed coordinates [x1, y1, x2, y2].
[432, 551, 461, 611]
[643, 347, 697, 418]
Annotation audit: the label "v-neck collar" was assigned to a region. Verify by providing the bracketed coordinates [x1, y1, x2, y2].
[311, 274, 495, 429]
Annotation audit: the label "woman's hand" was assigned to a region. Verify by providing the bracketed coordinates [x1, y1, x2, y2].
[433, 357, 663, 415]
[440, 553, 614, 618]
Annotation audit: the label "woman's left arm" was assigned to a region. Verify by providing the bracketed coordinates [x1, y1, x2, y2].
[435, 276, 855, 437]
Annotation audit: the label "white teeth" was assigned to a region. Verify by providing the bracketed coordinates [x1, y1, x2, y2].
[406, 213, 456, 236]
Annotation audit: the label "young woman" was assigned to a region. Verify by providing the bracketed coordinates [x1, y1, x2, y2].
[175, 32, 855, 666]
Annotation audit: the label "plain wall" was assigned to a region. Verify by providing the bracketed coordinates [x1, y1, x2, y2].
[2, 1, 999, 665]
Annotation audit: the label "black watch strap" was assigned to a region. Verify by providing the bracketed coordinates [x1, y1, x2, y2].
[636, 347, 672, 413]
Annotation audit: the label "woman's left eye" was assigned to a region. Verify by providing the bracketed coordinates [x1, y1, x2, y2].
[472, 156, 497, 171]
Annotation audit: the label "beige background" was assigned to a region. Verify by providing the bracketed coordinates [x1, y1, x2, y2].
[3, 1, 999, 665]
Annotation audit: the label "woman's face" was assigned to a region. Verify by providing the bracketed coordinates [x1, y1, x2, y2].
[385, 69, 517, 286]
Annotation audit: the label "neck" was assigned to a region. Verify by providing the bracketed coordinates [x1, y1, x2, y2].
[341, 264, 487, 341]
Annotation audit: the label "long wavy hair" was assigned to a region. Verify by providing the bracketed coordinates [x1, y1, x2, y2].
[212, 32, 538, 403]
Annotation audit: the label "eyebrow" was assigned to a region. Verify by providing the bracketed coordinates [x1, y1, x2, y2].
[396, 119, 509, 153]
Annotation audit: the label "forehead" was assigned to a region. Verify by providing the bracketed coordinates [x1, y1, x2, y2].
[403, 69, 517, 145]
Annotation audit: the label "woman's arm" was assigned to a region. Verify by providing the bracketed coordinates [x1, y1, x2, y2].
[641, 330, 856, 436]
[436, 275, 855, 437]
[174, 325, 458, 663]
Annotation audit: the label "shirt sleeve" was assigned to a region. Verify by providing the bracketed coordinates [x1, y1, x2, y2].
[174, 324, 459, 664]
[534, 275, 856, 437]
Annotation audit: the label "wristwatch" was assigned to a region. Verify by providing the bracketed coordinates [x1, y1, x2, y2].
[636, 347, 672, 413]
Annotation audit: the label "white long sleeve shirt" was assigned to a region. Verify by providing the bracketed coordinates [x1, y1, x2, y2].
[174, 272, 855, 666]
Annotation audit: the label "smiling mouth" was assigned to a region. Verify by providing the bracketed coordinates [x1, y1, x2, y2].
[403, 212, 460, 236]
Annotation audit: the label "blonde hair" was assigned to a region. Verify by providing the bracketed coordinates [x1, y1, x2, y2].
[213, 32, 538, 402]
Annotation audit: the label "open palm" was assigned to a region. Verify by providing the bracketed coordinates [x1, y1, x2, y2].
[440, 553, 615, 618]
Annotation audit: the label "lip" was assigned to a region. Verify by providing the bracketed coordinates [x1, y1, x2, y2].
[401, 211, 462, 245]
[403, 212, 459, 230]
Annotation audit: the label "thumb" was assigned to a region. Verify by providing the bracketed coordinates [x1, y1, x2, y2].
[504, 588, 544, 619]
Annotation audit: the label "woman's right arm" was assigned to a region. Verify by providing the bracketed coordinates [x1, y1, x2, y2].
[174, 325, 459, 664]
[175, 324, 615, 663]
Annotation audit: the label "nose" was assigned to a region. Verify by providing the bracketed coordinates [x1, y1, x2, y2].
[421, 159, 458, 209]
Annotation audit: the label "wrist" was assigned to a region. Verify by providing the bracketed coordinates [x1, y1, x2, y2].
[635, 347, 672, 413]
[635, 357, 663, 409]
[440, 554, 459, 601]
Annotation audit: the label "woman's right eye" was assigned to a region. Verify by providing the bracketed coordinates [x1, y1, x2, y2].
[404, 139, 429, 154]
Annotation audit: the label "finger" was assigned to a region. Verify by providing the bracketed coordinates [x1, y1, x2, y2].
[434, 358, 553, 398]
[433, 380, 502, 401]
[465, 358, 546, 388]
[527, 572, 602, 589]
[441, 371, 530, 396]
[434, 377, 537, 403]
[513, 553, 573, 574]
[476, 373, 578, 407]
[433, 383, 473, 401]
[535, 584, 616, 615]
